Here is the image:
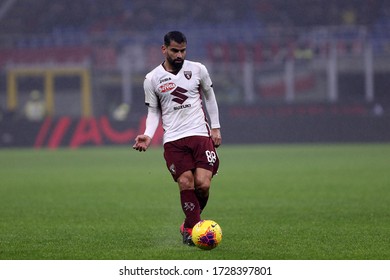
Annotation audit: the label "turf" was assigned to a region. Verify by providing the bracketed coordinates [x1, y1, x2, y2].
[0, 144, 389, 260]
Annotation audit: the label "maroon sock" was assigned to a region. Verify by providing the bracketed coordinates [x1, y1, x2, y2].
[195, 189, 209, 213]
[180, 189, 200, 228]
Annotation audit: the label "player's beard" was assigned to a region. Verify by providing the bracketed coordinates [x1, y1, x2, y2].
[167, 56, 184, 71]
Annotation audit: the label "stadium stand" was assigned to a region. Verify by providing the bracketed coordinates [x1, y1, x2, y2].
[1, 0, 390, 147]
[0, 0, 388, 64]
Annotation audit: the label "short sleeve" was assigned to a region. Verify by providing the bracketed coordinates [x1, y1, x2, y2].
[144, 76, 158, 107]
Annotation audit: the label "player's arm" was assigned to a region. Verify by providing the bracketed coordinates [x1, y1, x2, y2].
[133, 77, 160, 152]
[133, 106, 160, 152]
[204, 91, 221, 147]
[200, 65, 222, 147]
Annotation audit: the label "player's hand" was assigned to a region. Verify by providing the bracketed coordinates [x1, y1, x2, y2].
[133, 135, 152, 152]
[210, 128, 222, 148]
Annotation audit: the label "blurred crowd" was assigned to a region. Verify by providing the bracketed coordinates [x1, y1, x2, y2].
[0, 0, 389, 62]
[1, 0, 388, 36]
[1, 0, 389, 120]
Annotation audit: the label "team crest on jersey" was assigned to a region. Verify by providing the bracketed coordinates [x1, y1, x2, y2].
[184, 71, 192, 80]
[159, 82, 176, 93]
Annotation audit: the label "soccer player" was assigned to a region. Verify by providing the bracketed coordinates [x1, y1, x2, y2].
[133, 31, 222, 246]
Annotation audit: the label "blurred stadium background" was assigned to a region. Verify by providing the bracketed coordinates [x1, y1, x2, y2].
[1, 0, 390, 148]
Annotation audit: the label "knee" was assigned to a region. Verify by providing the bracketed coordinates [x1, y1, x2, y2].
[194, 176, 211, 193]
[177, 172, 195, 191]
[194, 169, 213, 192]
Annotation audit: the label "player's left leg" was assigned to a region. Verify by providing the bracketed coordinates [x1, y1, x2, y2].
[194, 168, 213, 212]
[191, 136, 219, 214]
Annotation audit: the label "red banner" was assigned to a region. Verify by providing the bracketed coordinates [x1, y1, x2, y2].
[33, 116, 163, 149]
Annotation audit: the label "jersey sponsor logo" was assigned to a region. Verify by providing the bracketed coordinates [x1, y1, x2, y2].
[159, 77, 171, 83]
[174, 104, 191, 110]
[159, 82, 176, 93]
[171, 86, 188, 104]
[184, 71, 192, 80]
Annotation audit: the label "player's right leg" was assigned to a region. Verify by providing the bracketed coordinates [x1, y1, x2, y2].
[177, 171, 199, 246]
[163, 139, 201, 246]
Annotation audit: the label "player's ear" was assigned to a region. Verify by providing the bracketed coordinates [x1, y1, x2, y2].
[161, 45, 167, 54]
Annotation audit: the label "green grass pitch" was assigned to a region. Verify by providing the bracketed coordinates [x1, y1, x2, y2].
[0, 144, 389, 260]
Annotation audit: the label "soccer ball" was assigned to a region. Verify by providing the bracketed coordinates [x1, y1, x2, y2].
[192, 220, 222, 250]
